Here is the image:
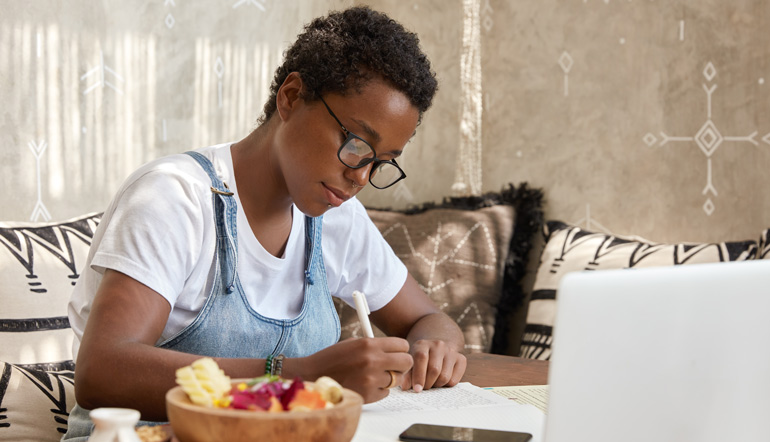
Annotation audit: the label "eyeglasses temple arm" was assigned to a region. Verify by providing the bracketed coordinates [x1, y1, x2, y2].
[318, 95, 349, 134]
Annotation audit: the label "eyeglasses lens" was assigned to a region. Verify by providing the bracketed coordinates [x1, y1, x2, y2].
[370, 162, 403, 188]
[339, 137, 375, 168]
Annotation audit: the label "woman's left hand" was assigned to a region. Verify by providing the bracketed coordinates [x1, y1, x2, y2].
[369, 273, 467, 392]
[400, 339, 467, 392]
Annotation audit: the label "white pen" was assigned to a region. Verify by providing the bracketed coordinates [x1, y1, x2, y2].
[352, 290, 375, 338]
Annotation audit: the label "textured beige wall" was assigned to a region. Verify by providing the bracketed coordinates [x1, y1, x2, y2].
[0, 0, 351, 220]
[2, 0, 768, 245]
[359, 0, 770, 245]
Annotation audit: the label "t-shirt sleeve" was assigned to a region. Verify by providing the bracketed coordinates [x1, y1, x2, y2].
[322, 198, 407, 311]
[90, 165, 209, 306]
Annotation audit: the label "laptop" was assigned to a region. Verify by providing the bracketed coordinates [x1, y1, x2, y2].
[544, 259, 770, 442]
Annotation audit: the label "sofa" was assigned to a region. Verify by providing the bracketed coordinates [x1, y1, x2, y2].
[3, 181, 768, 441]
[0, 183, 544, 441]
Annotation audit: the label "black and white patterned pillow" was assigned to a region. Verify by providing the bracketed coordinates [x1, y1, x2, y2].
[519, 220, 759, 360]
[759, 229, 769, 259]
[0, 213, 101, 370]
[0, 361, 75, 441]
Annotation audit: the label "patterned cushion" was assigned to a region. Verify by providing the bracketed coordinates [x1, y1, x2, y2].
[336, 184, 543, 354]
[519, 220, 759, 360]
[759, 229, 769, 259]
[0, 213, 101, 370]
[0, 361, 75, 441]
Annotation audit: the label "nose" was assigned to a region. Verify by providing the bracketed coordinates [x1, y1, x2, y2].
[346, 163, 371, 189]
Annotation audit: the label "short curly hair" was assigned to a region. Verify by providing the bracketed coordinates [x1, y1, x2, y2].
[259, 6, 438, 125]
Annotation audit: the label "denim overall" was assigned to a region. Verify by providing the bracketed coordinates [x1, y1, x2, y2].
[63, 151, 340, 440]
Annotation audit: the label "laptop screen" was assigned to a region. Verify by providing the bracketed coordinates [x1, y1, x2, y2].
[544, 260, 770, 442]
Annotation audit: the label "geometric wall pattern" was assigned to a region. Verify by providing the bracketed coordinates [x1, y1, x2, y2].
[644, 62, 770, 216]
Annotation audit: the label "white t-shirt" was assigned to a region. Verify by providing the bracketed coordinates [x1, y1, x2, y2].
[68, 143, 407, 358]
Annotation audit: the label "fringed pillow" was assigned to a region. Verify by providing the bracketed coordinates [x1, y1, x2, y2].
[519, 220, 758, 360]
[336, 183, 543, 354]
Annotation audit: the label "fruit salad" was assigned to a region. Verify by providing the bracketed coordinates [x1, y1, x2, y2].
[175, 358, 344, 412]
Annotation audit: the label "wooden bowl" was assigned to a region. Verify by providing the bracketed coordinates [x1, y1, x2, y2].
[166, 379, 363, 442]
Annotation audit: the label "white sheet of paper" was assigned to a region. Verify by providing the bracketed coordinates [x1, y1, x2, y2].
[351, 383, 546, 442]
[486, 385, 550, 414]
[364, 382, 510, 412]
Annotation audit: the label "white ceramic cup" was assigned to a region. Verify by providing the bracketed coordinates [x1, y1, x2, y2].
[88, 408, 142, 442]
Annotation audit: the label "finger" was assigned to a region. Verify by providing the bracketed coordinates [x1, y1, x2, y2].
[400, 368, 413, 391]
[371, 336, 411, 353]
[429, 350, 465, 388]
[388, 351, 414, 374]
[415, 341, 452, 390]
[446, 353, 467, 387]
[421, 352, 444, 390]
[409, 346, 429, 392]
[427, 355, 455, 389]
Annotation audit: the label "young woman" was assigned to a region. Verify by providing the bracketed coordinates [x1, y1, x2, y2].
[64, 6, 466, 439]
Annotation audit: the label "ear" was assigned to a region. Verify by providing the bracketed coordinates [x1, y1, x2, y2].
[275, 72, 305, 122]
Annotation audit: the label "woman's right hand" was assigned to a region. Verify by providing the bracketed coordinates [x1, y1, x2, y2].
[291, 337, 414, 403]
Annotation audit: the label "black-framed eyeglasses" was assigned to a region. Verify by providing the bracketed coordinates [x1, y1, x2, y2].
[318, 95, 407, 190]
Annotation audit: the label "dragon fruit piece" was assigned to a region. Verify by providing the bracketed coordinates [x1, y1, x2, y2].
[280, 377, 305, 410]
[230, 390, 273, 411]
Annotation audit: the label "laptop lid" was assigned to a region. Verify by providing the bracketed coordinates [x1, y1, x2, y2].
[544, 260, 770, 442]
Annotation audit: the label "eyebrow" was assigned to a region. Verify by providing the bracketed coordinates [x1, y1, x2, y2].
[349, 121, 417, 157]
[351, 118, 382, 143]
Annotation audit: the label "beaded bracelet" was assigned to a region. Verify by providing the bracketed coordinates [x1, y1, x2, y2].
[265, 354, 274, 375]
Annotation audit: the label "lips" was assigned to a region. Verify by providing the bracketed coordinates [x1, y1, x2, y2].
[322, 183, 350, 207]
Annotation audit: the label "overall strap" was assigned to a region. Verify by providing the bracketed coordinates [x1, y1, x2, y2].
[184, 151, 238, 293]
[304, 215, 323, 285]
